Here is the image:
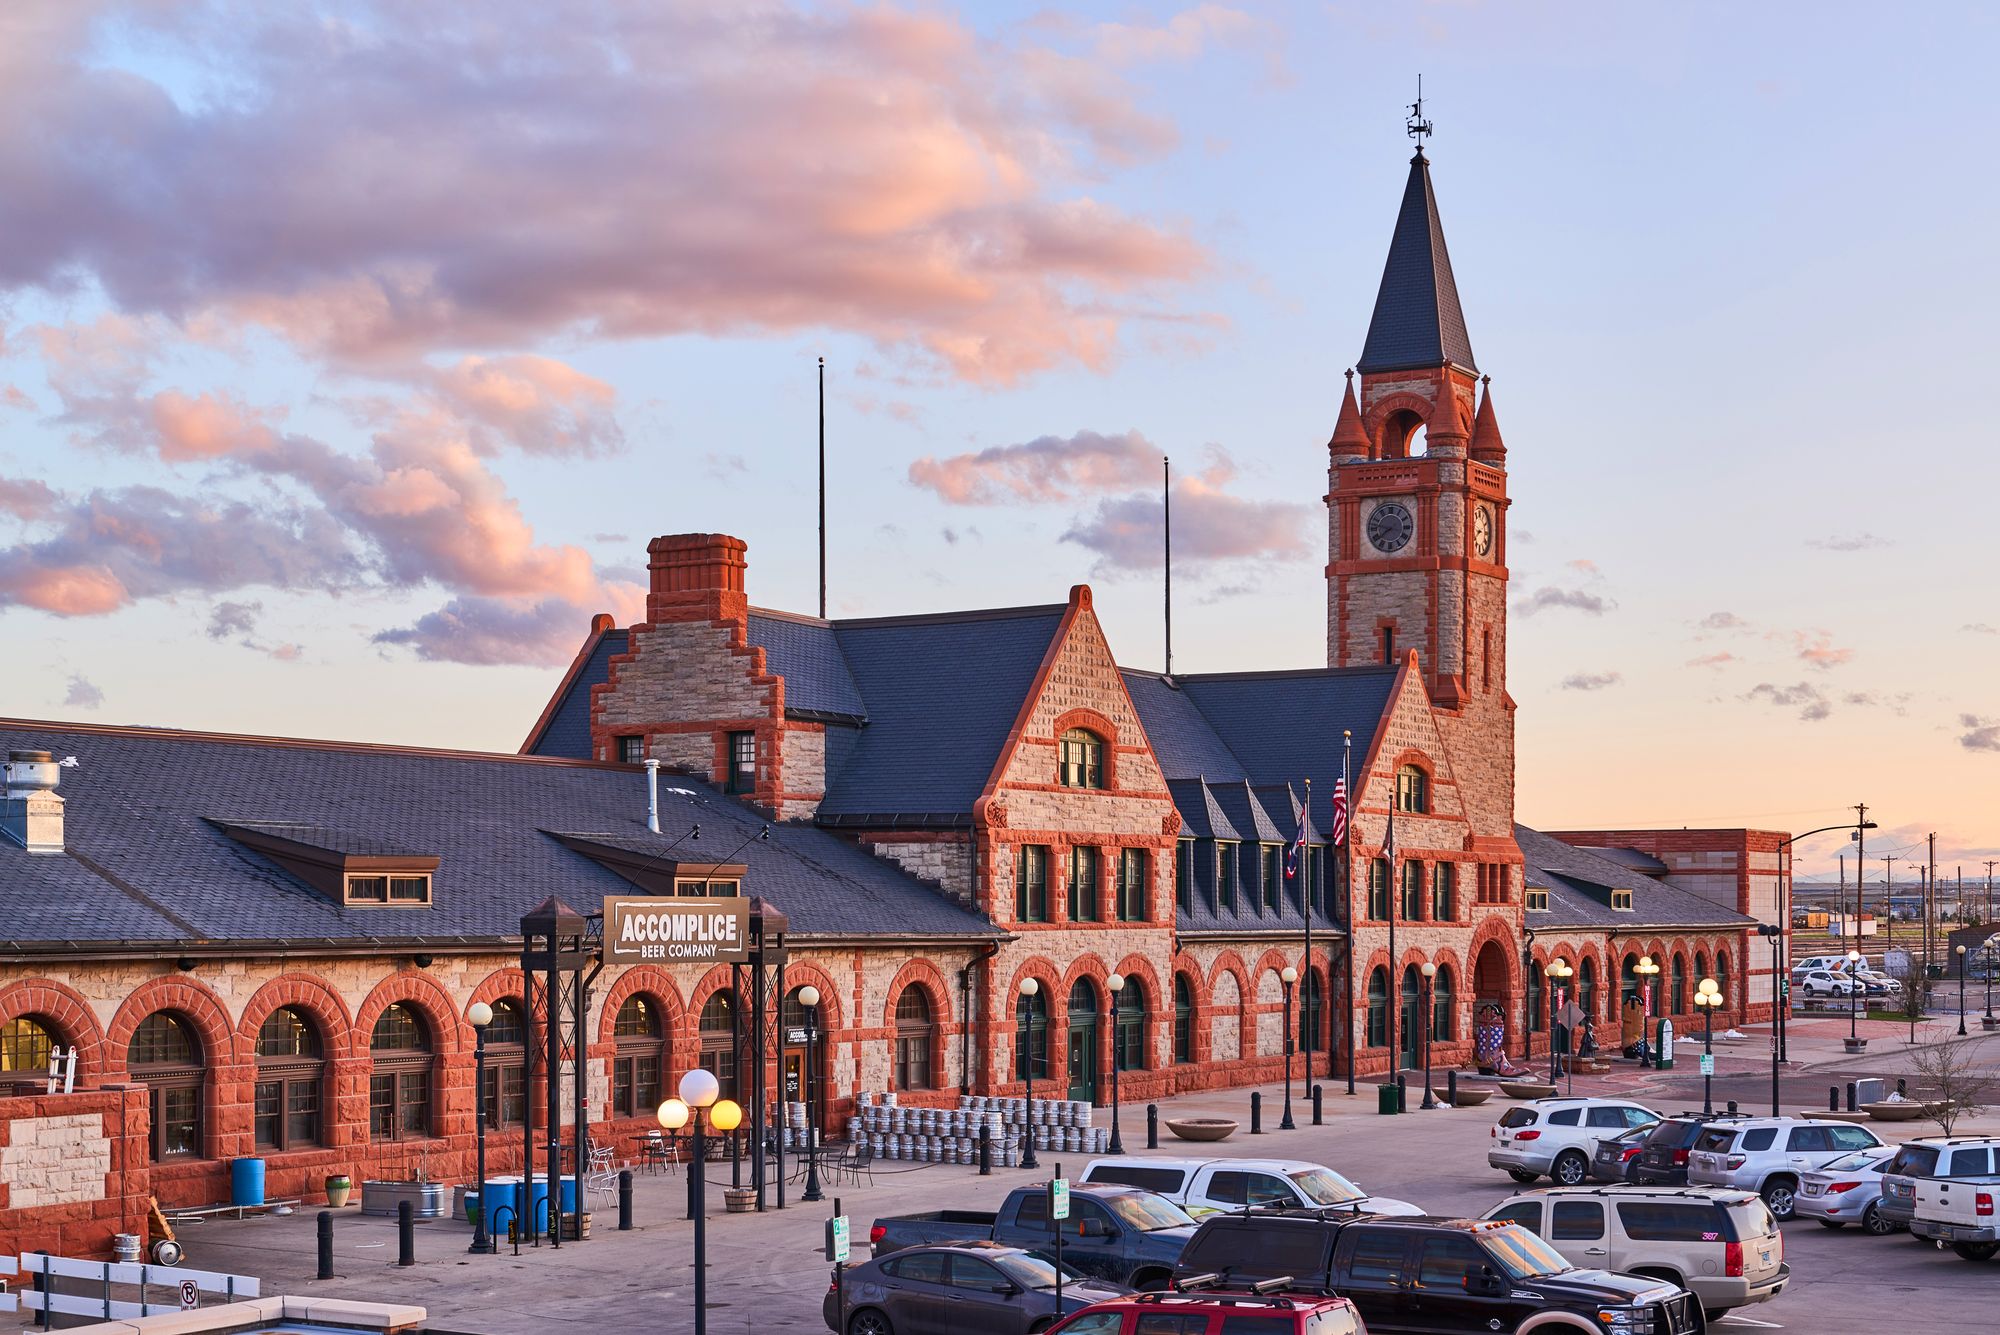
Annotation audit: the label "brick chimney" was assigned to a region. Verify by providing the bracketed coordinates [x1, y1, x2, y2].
[646, 533, 749, 626]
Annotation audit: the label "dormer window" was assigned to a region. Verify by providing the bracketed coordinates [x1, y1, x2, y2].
[211, 822, 438, 910]
[1526, 887, 1549, 911]
[675, 877, 741, 898]
[345, 874, 432, 906]
[1611, 888, 1634, 911]
[1059, 729, 1105, 789]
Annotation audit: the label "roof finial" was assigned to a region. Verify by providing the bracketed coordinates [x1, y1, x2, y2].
[1406, 74, 1433, 159]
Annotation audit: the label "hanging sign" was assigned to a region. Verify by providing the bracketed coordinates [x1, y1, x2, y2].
[604, 897, 751, 963]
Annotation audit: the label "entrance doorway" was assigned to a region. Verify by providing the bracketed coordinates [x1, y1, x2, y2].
[1399, 965, 1421, 1071]
[1067, 978, 1100, 1103]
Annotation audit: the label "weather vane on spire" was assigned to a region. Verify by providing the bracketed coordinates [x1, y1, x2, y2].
[1406, 74, 1433, 154]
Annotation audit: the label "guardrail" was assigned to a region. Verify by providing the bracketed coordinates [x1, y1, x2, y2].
[0, 1252, 259, 1323]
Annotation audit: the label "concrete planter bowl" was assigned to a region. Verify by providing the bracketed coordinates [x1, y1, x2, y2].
[1166, 1117, 1238, 1142]
[1500, 1081, 1559, 1100]
[1861, 1101, 1927, 1122]
[1449, 1087, 1494, 1107]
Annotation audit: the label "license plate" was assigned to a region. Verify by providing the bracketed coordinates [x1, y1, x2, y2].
[1760, 1249, 1773, 1266]
[1804, 1184, 1822, 1195]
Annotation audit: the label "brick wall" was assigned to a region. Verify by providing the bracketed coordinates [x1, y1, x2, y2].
[0, 1084, 150, 1260]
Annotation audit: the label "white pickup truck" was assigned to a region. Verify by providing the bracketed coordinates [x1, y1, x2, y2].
[1907, 1141, 2000, 1260]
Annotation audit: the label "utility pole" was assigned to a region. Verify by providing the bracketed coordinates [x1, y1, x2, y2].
[1929, 833, 1939, 982]
[1882, 855, 1895, 954]
[1985, 860, 1997, 927]
[1852, 801, 1868, 968]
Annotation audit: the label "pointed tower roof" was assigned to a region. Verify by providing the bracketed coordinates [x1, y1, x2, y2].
[1470, 375, 1505, 460]
[1356, 151, 1478, 376]
[1327, 369, 1371, 456]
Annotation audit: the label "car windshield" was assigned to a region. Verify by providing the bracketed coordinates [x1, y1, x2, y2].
[1104, 1193, 1196, 1231]
[1821, 1149, 1884, 1172]
[1290, 1168, 1366, 1205]
[997, 1251, 1090, 1289]
[1479, 1224, 1573, 1279]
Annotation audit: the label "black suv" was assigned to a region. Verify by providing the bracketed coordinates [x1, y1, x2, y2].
[1174, 1210, 1699, 1335]
[1633, 1114, 1740, 1187]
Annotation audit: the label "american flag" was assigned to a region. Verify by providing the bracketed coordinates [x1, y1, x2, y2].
[1328, 777, 1349, 847]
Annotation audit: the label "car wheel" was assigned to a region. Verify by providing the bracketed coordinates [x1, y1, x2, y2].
[1762, 1177, 1799, 1220]
[1802, 984, 1819, 998]
[1952, 1242, 1999, 1262]
[1817, 1219, 1845, 1229]
[1863, 1203, 1895, 1236]
[847, 1308, 894, 1335]
[1508, 1169, 1540, 1184]
[1552, 1150, 1589, 1186]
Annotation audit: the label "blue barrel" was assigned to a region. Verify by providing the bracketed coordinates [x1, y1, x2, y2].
[230, 1157, 266, 1207]
[483, 1176, 551, 1233]
[556, 1175, 578, 1215]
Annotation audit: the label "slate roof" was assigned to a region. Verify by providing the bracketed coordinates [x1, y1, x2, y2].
[1356, 151, 1478, 376]
[524, 626, 626, 759]
[748, 610, 866, 721]
[0, 719, 999, 951]
[1515, 825, 1757, 931]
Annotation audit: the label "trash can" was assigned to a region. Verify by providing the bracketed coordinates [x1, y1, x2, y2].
[230, 1157, 267, 1208]
[1377, 1083, 1402, 1116]
[1653, 1019, 1675, 1071]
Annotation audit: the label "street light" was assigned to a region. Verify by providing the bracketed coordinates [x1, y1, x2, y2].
[1846, 948, 1863, 1045]
[1018, 978, 1041, 1170]
[1985, 936, 1998, 1027]
[467, 1001, 494, 1255]
[1757, 923, 1783, 1112]
[660, 1069, 743, 1335]
[1694, 978, 1723, 1115]
[1634, 956, 1660, 1067]
[798, 985, 824, 1203]
[1957, 945, 1968, 1036]
[1106, 974, 1127, 1152]
[1279, 967, 1299, 1129]
[1547, 959, 1574, 1086]
[1418, 962, 1437, 1110]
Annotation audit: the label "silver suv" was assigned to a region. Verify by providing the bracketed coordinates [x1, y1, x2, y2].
[1489, 1098, 1660, 1186]
[1686, 1117, 1883, 1218]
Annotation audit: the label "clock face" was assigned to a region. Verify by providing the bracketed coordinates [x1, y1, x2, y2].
[1472, 506, 1494, 557]
[1366, 501, 1414, 554]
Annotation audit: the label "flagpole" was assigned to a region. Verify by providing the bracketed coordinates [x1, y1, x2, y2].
[1302, 777, 1313, 1082]
[1386, 789, 1398, 1105]
[1342, 731, 1355, 1096]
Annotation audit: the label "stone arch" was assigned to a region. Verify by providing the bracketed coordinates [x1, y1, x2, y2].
[1210, 970, 1243, 1063]
[1365, 392, 1436, 459]
[236, 973, 355, 1058]
[106, 974, 238, 1075]
[0, 977, 108, 1080]
[354, 971, 464, 1058]
[594, 966, 687, 1049]
[884, 960, 952, 1093]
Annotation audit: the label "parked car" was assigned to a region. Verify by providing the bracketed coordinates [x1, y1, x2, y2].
[1047, 1287, 1367, 1335]
[1487, 1097, 1660, 1185]
[1878, 1137, 1996, 1229]
[1908, 1143, 2000, 1260]
[1482, 1185, 1786, 1324]
[1589, 1124, 1656, 1184]
[1796, 969, 1859, 999]
[1854, 969, 1902, 995]
[1171, 1210, 1699, 1335]
[1633, 1114, 1738, 1187]
[1079, 1157, 1421, 1218]
[1686, 1116, 1884, 1218]
[870, 1184, 1197, 1291]
[825, 1241, 1128, 1335]
[1795, 1144, 1900, 1234]
[1793, 955, 1861, 975]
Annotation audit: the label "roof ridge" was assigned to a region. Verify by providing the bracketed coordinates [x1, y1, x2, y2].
[748, 606, 834, 627]
[0, 716, 639, 770]
[833, 603, 1067, 630]
[1160, 664, 1400, 683]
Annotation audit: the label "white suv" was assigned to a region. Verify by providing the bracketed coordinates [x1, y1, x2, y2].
[1686, 1117, 1884, 1218]
[1795, 969, 1859, 999]
[1489, 1098, 1661, 1186]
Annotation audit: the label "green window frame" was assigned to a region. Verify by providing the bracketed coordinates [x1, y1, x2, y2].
[1430, 862, 1455, 922]
[1175, 839, 1193, 912]
[1016, 845, 1049, 922]
[1058, 729, 1105, 789]
[1261, 844, 1281, 910]
[1401, 860, 1424, 921]
[1368, 857, 1389, 921]
[1116, 847, 1148, 922]
[1068, 845, 1100, 921]
[1216, 842, 1238, 909]
[1395, 765, 1429, 813]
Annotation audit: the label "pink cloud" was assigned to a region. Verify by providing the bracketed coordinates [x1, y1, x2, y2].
[910, 429, 1160, 504]
[1090, 5, 1262, 64]
[1686, 651, 1736, 669]
[1062, 450, 1310, 573]
[375, 588, 644, 668]
[0, 477, 58, 520]
[1789, 629, 1854, 670]
[1, 385, 34, 411]
[0, 561, 128, 616]
[418, 356, 622, 457]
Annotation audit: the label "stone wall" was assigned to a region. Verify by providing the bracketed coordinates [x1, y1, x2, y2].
[0, 1084, 150, 1260]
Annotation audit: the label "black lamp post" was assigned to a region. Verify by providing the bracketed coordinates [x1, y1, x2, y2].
[1279, 966, 1298, 1129]
[659, 1070, 743, 1335]
[1018, 978, 1041, 1170]
[1957, 945, 1968, 1036]
[1985, 937, 1997, 1026]
[1846, 947, 1863, 1044]
[799, 985, 825, 1203]
[1106, 973, 1126, 1153]
[1757, 924, 1783, 1113]
[1695, 977, 1722, 1115]
[1634, 955, 1660, 1068]
[468, 1001, 493, 1254]
[1547, 959, 1573, 1085]
[1418, 962, 1437, 1110]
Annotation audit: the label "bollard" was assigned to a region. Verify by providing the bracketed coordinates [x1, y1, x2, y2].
[1897, 1078, 1908, 1098]
[1147, 1104, 1159, 1149]
[1828, 1086, 1839, 1112]
[1447, 1071, 1459, 1108]
[316, 1210, 333, 1281]
[618, 1169, 634, 1231]
[514, 1181, 527, 1250]
[1846, 1082, 1857, 1113]
[1311, 1085, 1323, 1127]
[1250, 1090, 1264, 1134]
[1726, 1099, 1738, 1115]
[1396, 1073, 1408, 1114]
[979, 1124, 992, 1176]
[397, 1200, 415, 1268]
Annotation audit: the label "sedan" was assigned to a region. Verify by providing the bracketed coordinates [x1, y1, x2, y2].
[1588, 1124, 1654, 1183]
[1796, 1145, 1901, 1235]
[826, 1241, 1128, 1335]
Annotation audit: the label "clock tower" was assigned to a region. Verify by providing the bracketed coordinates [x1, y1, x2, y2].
[1326, 142, 1516, 835]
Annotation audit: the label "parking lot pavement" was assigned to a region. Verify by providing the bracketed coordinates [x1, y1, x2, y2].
[163, 1077, 2000, 1335]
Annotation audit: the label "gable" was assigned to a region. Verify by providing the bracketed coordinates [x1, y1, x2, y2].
[993, 595, 1167, 799]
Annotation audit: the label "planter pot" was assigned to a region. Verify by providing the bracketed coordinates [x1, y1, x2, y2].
[1166, 1117, 1237, 1142]
[361, 1180, 451, 1218]
[1500, 1081, 1559, 1100]
[325, 1176, 353, 1208]
[1843, 1037, 1869, 1054]
[1861, 1101, 1926, 1122]
[1449, 1088, 1494, 1107]
[723, 1187, 757, 1214]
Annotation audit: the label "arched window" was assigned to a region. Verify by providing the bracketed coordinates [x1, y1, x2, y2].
[1714, 952, 1730, 1007]
[1399, 966, 1422, 1063]
[254, 1007, 322, 1151]
[699, 992, 738, 1101]
[1671, 955, 1688, 1015]
[1394, 765, 1429, 813]
[482, 998, 529, 1128]
[1579, 957, 1598, 1020]
[1114, 985, 1146, 1072]
[1, 1015, 57, 1075]
[1365, 968, 1389, 1048]
[131, 1012, 203, 1161]
[1058, 729, 1105, 789]
[1527, 961, 1545, 1032]
[1014, 988, 1048, 1080]
[1172, 975, 1195, 1064]
[1621, 954, 1641, 1009]
[1301, 969, 1326, 1056]
[369, 1003, 433, 1142]
[1694, 951, 1709, 991]
[1431, 965, 1456, 1042]
[894, 989, 934, 1090]
[612, 996, 663, 1118]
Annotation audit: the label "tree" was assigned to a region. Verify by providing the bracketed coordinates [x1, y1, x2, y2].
[1908, 1027, 1990, 1135]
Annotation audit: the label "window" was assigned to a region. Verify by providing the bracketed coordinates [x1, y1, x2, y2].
[1671, 956, 1687, 1014]
[1551, 1200, 1605, 1240]
[883, 1251, 947, 1284]
[1547, 1108, 1580, 1126]
[1526, 886, 1549, 911]
[0, 1015, 57, 1074]
[369, 1003, 433, 1142]
[1741, 1127, 1776, 1151]
[610, 995, 662, 1119]
[1058, 728, 1104, 789]
[1401, 860, 1424, 921]
[1430, 862, 1455, 921]
[1621, 955, 1642, 1008]
[894, 989, 934, 1090]
[700, 992, 738, 1100]
[1481, 627, 1492, 693]
[1302, 969, 1325, 1056]
[1211, 1170, 1295, 1207]
[1014, 988, 1048, 1081]
[1061, 1316, 1126, 1335]
[1261, 844, 1281, 910]
[131, 1012, 202, 1161]
[1016, 845, 1049, 922]
[616, 735, 644, 764]
[726, 731, 756, 793]
[1175, 839, 1193, 911]
[1085, 1163, 1185, 1193]
[1616, 1202, 1724, 1242]
[1307, 844, 1323, 912]
[1414, 1235, 1484, 1291]
[1394, 765, 1429, 813]
[1586, 1106, 1626, 1129]
[253, 1007, 322, 1151]
[1694, 952, 1709, 990]
[1115, 986, 1145, 1072]
[1431, 965, 1455, 1041]
[1380, 625, 1395, 663]
[1117, 848, 1149, 922]
[1579, 957, 1598, 1019]
[1365, 967, 1389, 1047]
[1527, 961, 1544, 1031]
[1611, 889, 1634, 911]
[1216, 842, 1238, 908]
[1173, 974, 1195, 1064]
[1068, 845, 1100, 921]
[1477, 863, 1511, 905]
[1785, 1125, 1833, 1153]
[1343, 1231, 1407, 1286]
[344, 873, 431, 905]
[1489, 1200, 1542, 1232]
[946, 1255, 1006, 1291]
[1829, 1125, 1879, 1152]
[1714, 952, 1730, 1005]
[1368, 858, 1389, 920]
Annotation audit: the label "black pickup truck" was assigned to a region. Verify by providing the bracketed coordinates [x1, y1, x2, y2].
[870, 1184, 1198, 1291]
[1173, 1210, 1700, 1335]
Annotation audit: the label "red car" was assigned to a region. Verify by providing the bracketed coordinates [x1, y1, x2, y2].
[1045, 1287, 1366, 1335]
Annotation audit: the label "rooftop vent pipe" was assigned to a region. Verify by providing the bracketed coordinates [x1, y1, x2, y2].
[3, 750, 70, 854]
[645, 758, 662, 833]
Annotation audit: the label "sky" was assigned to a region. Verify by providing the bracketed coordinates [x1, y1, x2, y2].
[1, 1, 1995, 881]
